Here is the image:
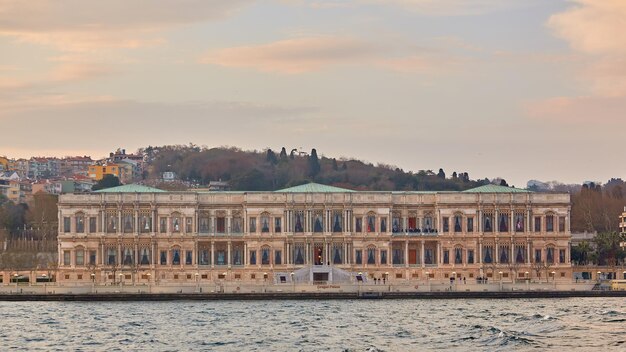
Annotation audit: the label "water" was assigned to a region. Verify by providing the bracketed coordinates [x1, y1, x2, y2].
[1, 298, 624, 351]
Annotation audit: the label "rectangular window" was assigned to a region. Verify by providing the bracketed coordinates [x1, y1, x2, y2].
[546, 215, 554, 232]
[185, 250, 193, 265]
[140, 215, 152, 233]
[172, 249, 181, 265]
[75, 249, 84, 265]
[467, 217, 473, 233]
[249, 250, 257, 265]
[159, 218, 167, 233]
[63, 217, 71, 233]
[89, 250, 96, 265]
[443, 250, 449, 264]
[274, 218, 281, 233]
[63, 250, 71, 265]
[355, 250, 362, 265]
[468, 250, 474, 264]
[535, 249, 542, 263]
[443, 217, 449, 232]
[559, 249, 566, 263]
[89, 217, 97, 233]
[261, 248, 270, 265]
[558, 216, 566, 232]
[275, 250, 282, 265]
[198, 249, 209, 265]
[355, 218, 362, 233]
[185, 217, 193, 233]
[199, 216, 209, 233]
[216, 217, 225, 233]
[107, 248, 117, 265]
[160, 250, 167, 265]
[123, 214, 134, 233]
[249, 218, 256, 233]
[534, 217, 541, 232]
[75, 216, 85, 233]
[380, 250, 387, 265]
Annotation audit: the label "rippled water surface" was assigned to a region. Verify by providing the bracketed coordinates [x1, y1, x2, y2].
[1, 298, 624, 351]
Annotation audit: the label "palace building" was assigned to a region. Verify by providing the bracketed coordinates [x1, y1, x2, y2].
[56, 183, 573, 285]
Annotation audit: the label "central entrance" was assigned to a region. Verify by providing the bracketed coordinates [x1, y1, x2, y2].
[313, 272, 329, 282]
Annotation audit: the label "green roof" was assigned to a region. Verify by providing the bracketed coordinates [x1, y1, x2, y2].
[462, 184, 531, 193]
[275, 182, 354, 193]
[93, 184, 165, 193]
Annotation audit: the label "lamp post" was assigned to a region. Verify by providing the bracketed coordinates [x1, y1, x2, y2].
[13, 273, 18, 290]
[451, 271, 456, 291]
[290, 272, 295, 293]
[90, 273, 95, 293]
[597, 271, 602, 283]
[499, 271, 503, 291]
[195, 273, 199, 293]
[384, 272, 389, 291]
[263, 272, 268, 293]
[147, 273, 151, 293]
[119, 273, 124, 289]
[551, 271, 556, 290]
[425, 272, 430, 292]
[42, 274, 48, 294]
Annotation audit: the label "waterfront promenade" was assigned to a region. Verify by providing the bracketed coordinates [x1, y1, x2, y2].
[2, 279, 623, 300]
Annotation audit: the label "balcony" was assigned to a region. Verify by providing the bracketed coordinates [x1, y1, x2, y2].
[391, 229, 438, 237]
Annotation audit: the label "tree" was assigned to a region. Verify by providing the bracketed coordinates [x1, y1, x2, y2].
[279, 147, 288, 160]
[437, 168, 446, 179]
[266, 149, 277, 165]
[332, 158, 338, 171]
[308, 148, 321, 178]
[92, 174, 121, 191]
[500, 179, 509, 187]
[594, 232, 626, 266]
[571, 240, 592, 265]
[452, 172, 457, 179]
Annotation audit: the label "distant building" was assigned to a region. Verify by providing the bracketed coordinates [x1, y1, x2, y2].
[60, 156, 93, 177]
[88, 163, 121, 181]
[208, 180, 231, 191]
[28, 157, 60, 179]
[162, 171, 177, 182]
[0, 156, 8, 172]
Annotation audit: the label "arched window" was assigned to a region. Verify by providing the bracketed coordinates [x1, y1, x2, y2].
[261, 246, 271, 265]
[392, 212, 402, 233]
[75, 247, 85, 265]
[171, 247, 181, 265]
[332, 211, 342, 232]
[514, 212, 524, 232]
[332, 243, 343, 264]
[515, 245, 525, 263]
[293, 243, 305, 265]
[198, 246, 210, 265]
[454, 246, 463, 264]
[499, 245, 509, 263]
[139, 247, 151, 265]
[140, 211, 152, 233]
[123, 246, 134, 266]
[367, 245, 376, 265]
[483, 246, 493, 263]
[294, 211, 304, 233]
[123, 210, 134, 233]
[232, 212, 243, 234]
[313, 211, 323, 233]
[171, 213, 181, 233]
[546, 213, 555, 232]
[483, 212, 493, 232]
[546, 246, 555, 263]
[499, 212, 509, 232]
[454, 214, 462, 233]
[198, 212, 210, 233]
[261, 213, 270, 233]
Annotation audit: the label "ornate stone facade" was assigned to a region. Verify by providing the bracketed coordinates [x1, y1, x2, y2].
[56, 183, 573, 285]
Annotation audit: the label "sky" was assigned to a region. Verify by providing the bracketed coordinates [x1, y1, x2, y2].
[1, 0, 625, 187]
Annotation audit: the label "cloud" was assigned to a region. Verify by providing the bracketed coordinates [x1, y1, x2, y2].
[373, 0, 538, 16]
[531, 1, 626, 121]
[526, 95, 626, 123]
[200, 36, 461, 74]
[0, 0, 253, 51]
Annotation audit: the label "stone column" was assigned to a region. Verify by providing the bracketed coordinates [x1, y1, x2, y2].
[421, 240, 425, 268]
[404, 240, 409, 268]
[211, 241, 215, 268]
[227, 241, 232, 268]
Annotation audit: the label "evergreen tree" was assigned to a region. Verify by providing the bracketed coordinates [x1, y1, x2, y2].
[437, 168, 446, 179]
[92, 174, 121, 191]
[452, 172, 458, 179]
[266, 149, 277, 164]
[308, 148, 321, 178]
[279, 147, 288, 160]
[499, 179, 509, 187]
[332, 158, 338, 171]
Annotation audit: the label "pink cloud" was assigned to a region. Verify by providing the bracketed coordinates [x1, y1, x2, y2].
[201, 36, 461, 74]
[526, 96, 626, 123]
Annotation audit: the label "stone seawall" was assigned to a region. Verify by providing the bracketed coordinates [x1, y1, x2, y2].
[0, 290, 625, 301]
